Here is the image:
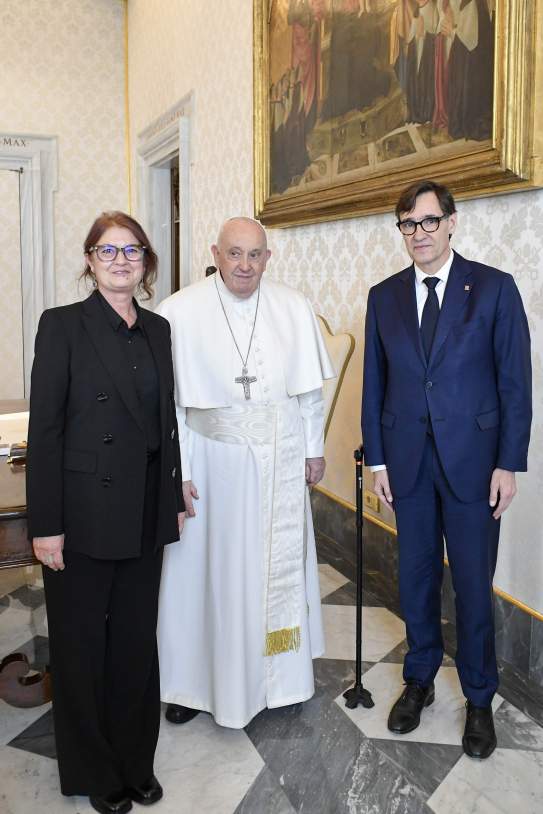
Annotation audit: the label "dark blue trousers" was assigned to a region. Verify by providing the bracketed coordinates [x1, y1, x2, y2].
[394, 436, 500, 707]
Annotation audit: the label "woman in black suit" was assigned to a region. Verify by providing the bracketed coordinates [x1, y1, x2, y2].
[26, 211, 184, 814]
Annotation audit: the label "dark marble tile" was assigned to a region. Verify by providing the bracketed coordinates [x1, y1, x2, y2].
[440, 564, 456, 624]
[371, 739, 463, 799]
[440, 622, 457, 666]
[529, 615, 543, 688]
[322, 580, 383, 608]
[9, 584, 45, 610]
[498, 660, 543, 729]
[0, 594, 9, 614]
[311, 490, 357, 563]
[494, 700, 543, 752]
[339, 738, 433, 814]
[316, 531, 356, 582]
[494, 593, 531, 675]
[380, 638, 409, 665]
[234, 767, 296, 814]
[15, 635, 50, 670]
[381, 637, 455, 669]
[9, 708, 56, 759]
[246, 682, 430, 814]
[315, 486, 542, 706]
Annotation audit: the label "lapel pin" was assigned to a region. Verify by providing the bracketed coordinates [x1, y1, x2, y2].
[464, 284, 471, 291]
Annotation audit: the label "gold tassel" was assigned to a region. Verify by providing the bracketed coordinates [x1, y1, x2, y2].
[264, 626, 301, 656]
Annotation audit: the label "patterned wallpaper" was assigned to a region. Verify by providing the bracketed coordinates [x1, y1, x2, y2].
[128, 0, 543, 613]
[0, 0, 128, 311]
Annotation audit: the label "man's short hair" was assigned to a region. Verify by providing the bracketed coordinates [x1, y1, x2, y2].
[395, 180, 457, 220]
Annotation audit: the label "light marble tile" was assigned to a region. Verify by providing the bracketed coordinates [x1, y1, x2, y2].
[338, 662, 504, 745]
[0, 570, 30, 599]
[154, 712, 264, 813]
[0, 744, 95, 813]
[322, 605, 406, 662]
[0, 700, 52, 747]
[0, 607, 34, 658]
[318, 563, 349, 599]
[427, 748, 543, 814]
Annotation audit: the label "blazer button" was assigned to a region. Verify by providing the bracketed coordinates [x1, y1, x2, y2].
[171, 467, 176, 478]
[101, 474, 112, 487]
[425, 381, 433, 390]
[103, 433, 113, 444]
[171, 428, 175, 439]
[97, 392, 109, 402]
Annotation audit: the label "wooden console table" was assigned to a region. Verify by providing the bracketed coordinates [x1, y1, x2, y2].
[0, 399, 51, 707]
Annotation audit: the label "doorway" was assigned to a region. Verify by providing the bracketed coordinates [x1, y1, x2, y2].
[137, 95, 192, 308]
[0, 134, 57, 396]
[0, 168, 23, 398]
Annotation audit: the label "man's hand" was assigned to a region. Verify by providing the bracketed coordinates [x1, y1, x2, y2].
[373, 469, 394, 509]
[182, 480, 199, 517]
[306, 457, 325, 486]
[33, 534, 65, 571]
[489, 468, 516, 519]
[177, 511, 186, 535]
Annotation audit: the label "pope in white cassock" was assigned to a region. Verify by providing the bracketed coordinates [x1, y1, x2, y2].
[156, 217, 335, 729]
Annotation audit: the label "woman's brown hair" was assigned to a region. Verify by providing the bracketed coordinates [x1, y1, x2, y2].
[81, 211, 158, 300]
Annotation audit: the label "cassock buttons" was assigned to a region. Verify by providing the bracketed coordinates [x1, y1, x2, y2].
[101, 475, 112, 487]
[171, 467, 176, 478]
[103, 433, 113, 444]
[170, 428, 175, 439]
[96, 392, 109, 402]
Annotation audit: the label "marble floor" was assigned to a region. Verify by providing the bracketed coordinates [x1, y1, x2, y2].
[1, 555, 543, 814]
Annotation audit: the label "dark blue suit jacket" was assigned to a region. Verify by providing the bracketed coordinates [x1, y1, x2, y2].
[362, 252, 532, 502]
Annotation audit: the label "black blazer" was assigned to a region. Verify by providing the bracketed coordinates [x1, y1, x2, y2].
[26, 291, 184, 559]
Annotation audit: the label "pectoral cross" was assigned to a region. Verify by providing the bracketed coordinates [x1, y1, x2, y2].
[235, 366, 257, 400]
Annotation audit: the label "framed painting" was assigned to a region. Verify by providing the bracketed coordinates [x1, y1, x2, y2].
[254, 0, 543, 227]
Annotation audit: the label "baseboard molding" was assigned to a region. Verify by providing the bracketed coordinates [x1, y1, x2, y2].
[311, 487, 543, 720]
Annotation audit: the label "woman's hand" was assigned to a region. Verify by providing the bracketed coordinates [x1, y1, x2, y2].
[177, 511, 186, 536]
[33, 534, 65, 571]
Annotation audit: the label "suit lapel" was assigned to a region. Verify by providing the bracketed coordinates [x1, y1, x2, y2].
[81, 292, 145, 432]
[429, 252, 474, 365]
[395, 265, 426, 368]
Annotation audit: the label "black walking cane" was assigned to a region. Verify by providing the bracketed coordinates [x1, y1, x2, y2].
[343, 446, 374, 709]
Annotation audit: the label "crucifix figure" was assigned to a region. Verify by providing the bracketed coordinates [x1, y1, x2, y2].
[235, 366, 257, 400]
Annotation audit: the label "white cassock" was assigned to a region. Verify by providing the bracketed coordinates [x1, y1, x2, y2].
[156, 273, 335, 728]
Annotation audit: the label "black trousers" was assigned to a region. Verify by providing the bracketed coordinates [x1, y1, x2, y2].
[43, 455, 164, 797]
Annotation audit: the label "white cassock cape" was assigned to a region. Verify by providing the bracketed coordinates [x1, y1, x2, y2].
[156, 273, 335, 728]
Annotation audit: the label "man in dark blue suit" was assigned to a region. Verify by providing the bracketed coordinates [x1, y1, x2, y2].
[362, 180, 531, 759]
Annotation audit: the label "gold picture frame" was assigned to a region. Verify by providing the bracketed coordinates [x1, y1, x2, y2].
[254, 0, 543, 228]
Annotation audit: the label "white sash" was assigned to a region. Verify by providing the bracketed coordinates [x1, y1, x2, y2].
[186, 400, 306, 656]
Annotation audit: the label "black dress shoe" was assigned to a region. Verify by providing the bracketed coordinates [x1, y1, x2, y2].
[462, 701, 497, 759]
[387, 682, 435, 733]
[127, 775, 163, 806]
[89, 790, 132, 814]
[165, 703, 200, 724]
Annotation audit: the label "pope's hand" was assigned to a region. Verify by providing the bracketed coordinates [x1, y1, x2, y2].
[305, 457, 325, 486]
[182, 480, 199, 517]
[33, 534, 65, 571]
